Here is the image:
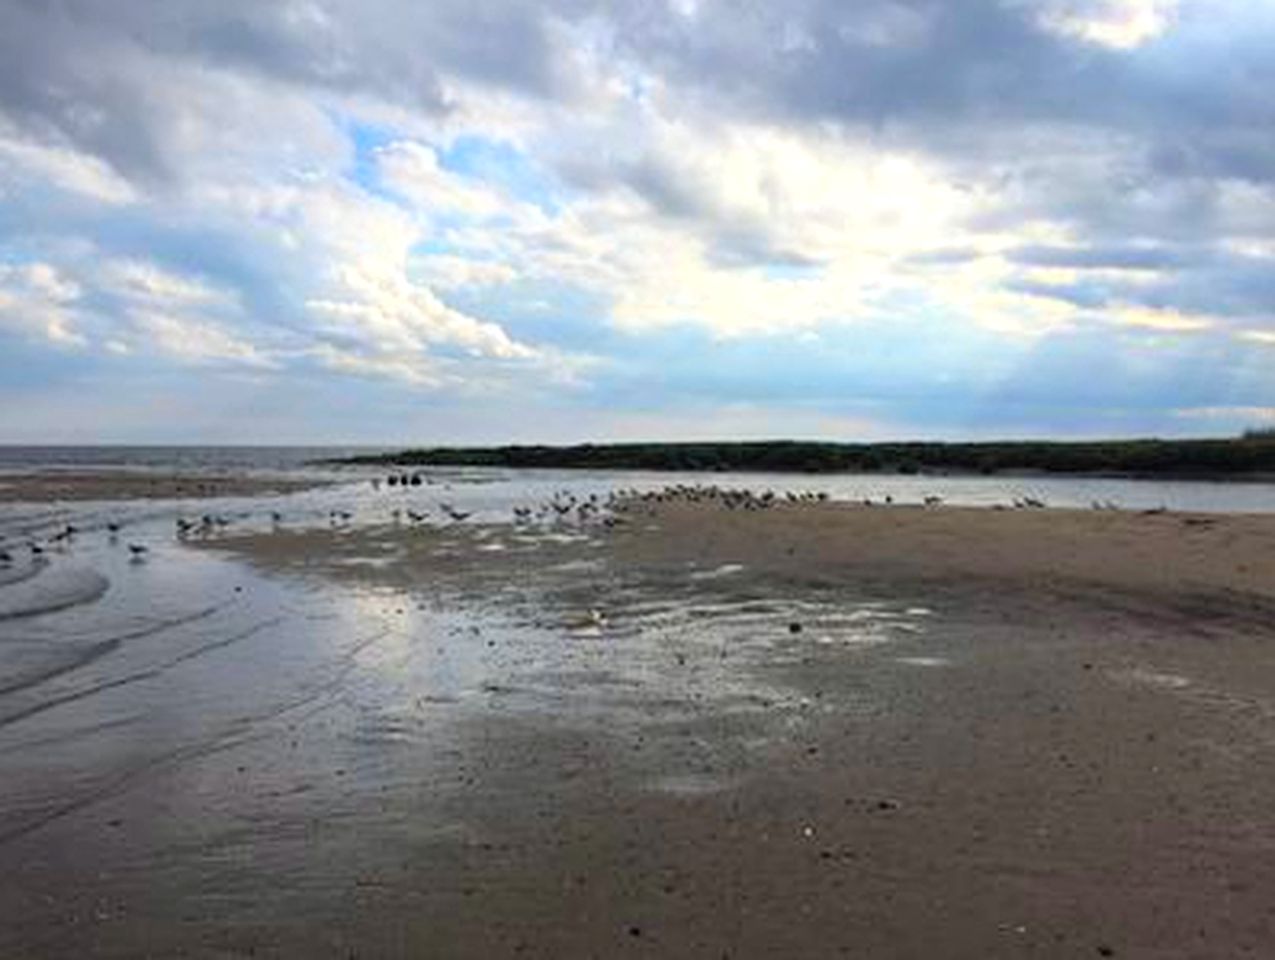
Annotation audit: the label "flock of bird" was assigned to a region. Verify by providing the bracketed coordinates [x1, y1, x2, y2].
[0, 520, 150, 568]
[614, 484, 828, 512]
[1, 475, 1144, 571]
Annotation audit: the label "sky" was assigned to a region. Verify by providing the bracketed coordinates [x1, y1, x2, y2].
[1, 0, 1273, 444]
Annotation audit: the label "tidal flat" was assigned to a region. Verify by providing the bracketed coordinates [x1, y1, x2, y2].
[2, 474, 1275, 958]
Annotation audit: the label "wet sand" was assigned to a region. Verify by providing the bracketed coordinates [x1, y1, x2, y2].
[0, 470, 327, 503]
[4, 500, 1275, 957]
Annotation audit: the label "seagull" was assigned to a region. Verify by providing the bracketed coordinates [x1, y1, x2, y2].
[446, 509, 471, 522]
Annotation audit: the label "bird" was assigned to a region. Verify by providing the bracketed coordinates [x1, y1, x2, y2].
[0, 548, 12, 564]
[28, 542, 44, 556]
[270, 511, 284, 524]
[107, 521, 121, 534]
[128, 543, 149, 557]
[446, 509, 471, 522]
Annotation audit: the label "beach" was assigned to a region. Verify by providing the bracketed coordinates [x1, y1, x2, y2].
[0, 470, 328, 503]
[2, 479, 1275, 957]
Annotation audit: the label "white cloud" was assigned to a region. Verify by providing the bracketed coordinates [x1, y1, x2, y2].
[413, 254, 517, 290]
[1107, 304, 1215, 332]
[0, 130, 137, 205]
[0, 262, 86, 346]
[2, 0, 1274, 437]
[307, 342, 445, 387]
[131, 311, 277, 368]
[377, 141, 507, 220]
[1018, 0, 1179, 49]
[97, 260, 237, 310]
[308, 265, 536, 359]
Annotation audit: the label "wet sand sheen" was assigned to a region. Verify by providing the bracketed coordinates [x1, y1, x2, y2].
[3, 500, 1275, 957]
[0, 470, 327, 503]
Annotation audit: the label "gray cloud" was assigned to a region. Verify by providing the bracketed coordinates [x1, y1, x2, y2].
[2, 0, 1274, 436]
[1006, 243, 1199, 272]
[0, 0, 584, 183]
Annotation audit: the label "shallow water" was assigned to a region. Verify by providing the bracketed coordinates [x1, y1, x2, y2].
[0, 480, 937, 932]
[3, 464, 1274, 955]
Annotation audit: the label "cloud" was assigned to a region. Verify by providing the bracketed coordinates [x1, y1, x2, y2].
[1027, 0, 1179, 49]
[0, 262, 85, 346]
[1, 0, 1274, 439]
[131, 310, 278, 368]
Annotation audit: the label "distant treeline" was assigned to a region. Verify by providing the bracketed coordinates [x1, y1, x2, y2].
[340, 435, 1275, 478]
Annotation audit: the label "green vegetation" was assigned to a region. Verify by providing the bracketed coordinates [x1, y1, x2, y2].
[341, 434, 1275, 478]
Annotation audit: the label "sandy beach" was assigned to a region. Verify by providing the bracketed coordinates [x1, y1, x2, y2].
[3, 490, 1275, 958]
[0, 470, 328, 503]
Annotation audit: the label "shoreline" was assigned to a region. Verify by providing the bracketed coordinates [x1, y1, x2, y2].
[4, 496, 1275, 956]
[0, 469, 331, 503]
[186, 500, 1275, 956]
[343, 460, 1275, 484]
